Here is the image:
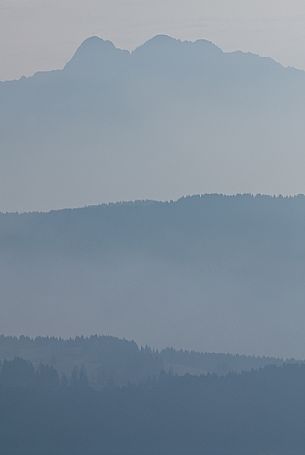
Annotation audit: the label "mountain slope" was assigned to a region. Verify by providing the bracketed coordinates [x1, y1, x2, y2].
[1, 36, 305, 211]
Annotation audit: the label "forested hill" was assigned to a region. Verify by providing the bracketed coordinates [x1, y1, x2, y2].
[0, 358, 304, 455]
[0, 335, 284, 386]
[1, 194, 305, 357]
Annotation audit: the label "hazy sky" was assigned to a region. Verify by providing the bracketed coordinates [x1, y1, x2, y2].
[1, 0, 305, 80]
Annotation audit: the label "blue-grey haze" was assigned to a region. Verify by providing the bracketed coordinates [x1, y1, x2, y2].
[1, 29, 305, 454]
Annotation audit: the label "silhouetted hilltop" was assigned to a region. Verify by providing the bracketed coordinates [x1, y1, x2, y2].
[1, 194, 305, 358]
[133, 34, 223, 60]
[65, 36, 129, 75]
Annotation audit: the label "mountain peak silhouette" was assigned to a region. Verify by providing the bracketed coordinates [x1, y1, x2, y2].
[140, 34, 179, 47]
[65, 36, 128, 72]
[65, 34, 225, 71]
[133, 35, 222, 61]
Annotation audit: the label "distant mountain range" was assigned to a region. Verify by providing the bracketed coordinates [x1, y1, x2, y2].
[1, 194, 305, 358]
[1, 35, 305, 211]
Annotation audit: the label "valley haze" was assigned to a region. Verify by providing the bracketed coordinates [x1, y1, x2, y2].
[1, 194, 304, 359]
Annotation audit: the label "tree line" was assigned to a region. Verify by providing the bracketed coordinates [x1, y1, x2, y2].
[0, 358, 304, 454]
[0, 335, 284, 387]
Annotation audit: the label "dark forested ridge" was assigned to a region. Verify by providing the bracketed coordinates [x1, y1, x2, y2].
[0, 358, 304, 454]
[1, 194, 305, 357]
[0, 335, 284, 386]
